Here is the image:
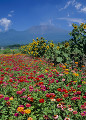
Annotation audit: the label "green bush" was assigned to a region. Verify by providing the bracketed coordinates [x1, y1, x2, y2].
[69, 23, 86, 67]
[2, 48, 11, 54]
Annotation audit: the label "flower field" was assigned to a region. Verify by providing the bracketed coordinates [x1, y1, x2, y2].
[0, 53, 86, 120]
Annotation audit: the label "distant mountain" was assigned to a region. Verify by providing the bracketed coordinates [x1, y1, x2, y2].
[0, 25, 71, 46]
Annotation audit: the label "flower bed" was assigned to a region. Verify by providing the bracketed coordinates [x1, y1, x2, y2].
[0, 54, 86, 120]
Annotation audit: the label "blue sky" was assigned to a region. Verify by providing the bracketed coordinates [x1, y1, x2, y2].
[0, 0, 86, 31]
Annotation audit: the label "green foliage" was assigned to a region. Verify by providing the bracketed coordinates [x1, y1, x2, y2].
[2, 48, 12, 54]
[44, 41, 71, 66]
[20, 37, 47, 57]
[19, 23, 86, 68]
[69, 23, 86, 66]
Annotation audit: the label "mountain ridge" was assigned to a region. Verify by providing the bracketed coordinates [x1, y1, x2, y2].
[0, 25, 71, 46]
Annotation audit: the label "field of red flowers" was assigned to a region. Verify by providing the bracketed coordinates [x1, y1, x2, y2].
[0, 54, 86, 120]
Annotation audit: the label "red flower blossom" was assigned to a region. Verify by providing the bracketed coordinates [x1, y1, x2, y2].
[57, 88, 61, 92]
[63, 94, 68, 97]
[46, 93, 50, 98]
[76, 91, 81, 94]
[56, 98, 62, 102]
[0, 81, 3, 84]
[39, 99, 44, 103]
[16, 91, 23, 95]
[9, 79, 13, 82]
[6, 101, 11, 106]
[71, 97, 77, 100]
[35, 77, 40, 81]
[30, 97, 34, 102]
[39, 82, 44, 85]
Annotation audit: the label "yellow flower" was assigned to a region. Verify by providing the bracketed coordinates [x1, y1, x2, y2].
[27, 117, 33, 120]
[73, 73, 79, 76]
[73, 81, 77, 83]
[36, 37, 38, 40]
[83, 25, 86, 29]
[64, 63, 67, 66]
[50, 43, 54, 47]
[57, 46, 60, 50]
[64, 42, 69, 48]
[51, 44, 54, 47]
[82, 81, 86, 84]
[24, 109, 31, 114]
[17, 107, 24, 112]
[31, 51, 33, 54]
[45, 70, 48, 72]
[46, 46, 49, 49]
[74, 26, 77, 29]
[81, 23, 84, 27]
[64, 72, 69, 74]
[43, 43, 46, 46]
[37, 41, 39, 43]
[65, 69, 69, 71]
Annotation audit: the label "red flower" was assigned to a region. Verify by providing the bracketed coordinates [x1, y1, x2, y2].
[56, 98, 61, 102]
[39, 82, 44, 85]
[63, 94, 68, 97]
[6, 101, 10, 106]
[83, 96, 86, 99]
[76, 91, 81, 94]
[35, 77, 40, 81]
[30, 97, 34, 102]
[9, 79, 13, 82]
[0, 81, 2, 84]
[46, 94, 50, 98]
[57, 88, 61, 92]
[39, 99, 44, 103]
[1, 74, 4, 77]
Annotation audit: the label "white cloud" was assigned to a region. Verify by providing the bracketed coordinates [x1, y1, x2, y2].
[59, 1, 72, 11]
[8, 14, 12, 17]
[81, 7, 86, 13]
[68, 22, 72, 27]
[40, 19, 54, 26]
[59, 0, 76, 11]
[0, 18, 11, 31]
[10, 10, 14, 13]
[59, 0, 82, 12]
[75, 3, 82, 9]
[57, 17, 85, 26]
[63, 1, 71, 9]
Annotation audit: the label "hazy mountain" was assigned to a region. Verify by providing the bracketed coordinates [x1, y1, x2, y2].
[0, 25, 71, 46]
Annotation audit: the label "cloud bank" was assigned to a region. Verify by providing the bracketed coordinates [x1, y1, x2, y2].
[0, 18, 11, 31]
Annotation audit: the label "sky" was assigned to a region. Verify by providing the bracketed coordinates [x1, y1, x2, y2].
[0, 0, 86, 32]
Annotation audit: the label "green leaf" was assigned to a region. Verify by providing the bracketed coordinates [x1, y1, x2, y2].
[56, 57, 62, 62]
[63, 53, 68, 58]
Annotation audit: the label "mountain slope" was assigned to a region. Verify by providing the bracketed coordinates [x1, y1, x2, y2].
[0, 25, 71, 46]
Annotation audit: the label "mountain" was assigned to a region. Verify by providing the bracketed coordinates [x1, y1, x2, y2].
[0, 25, 71, 46]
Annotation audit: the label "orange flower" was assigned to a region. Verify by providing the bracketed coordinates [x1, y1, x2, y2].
[17, 107, 24, 112]
[23, 109, 31, 114]
[62, 66, 66, 69]
[81, 65, 85, 67]
[73, 73, 79, 76]
[75, 62, 78, 64]
[9, 97, 14, 100]
[27, 117, 33, 120]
